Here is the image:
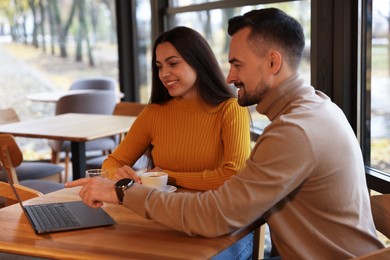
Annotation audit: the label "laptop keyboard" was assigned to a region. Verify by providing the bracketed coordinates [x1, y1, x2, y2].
[29, 203, 82, 229]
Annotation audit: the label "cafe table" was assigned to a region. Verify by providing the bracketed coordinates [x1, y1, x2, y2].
[0, 113, 135, 180]
[0, 186, 257, 260]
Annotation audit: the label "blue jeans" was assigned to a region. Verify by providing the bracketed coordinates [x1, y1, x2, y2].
[212, 232, 254, 260]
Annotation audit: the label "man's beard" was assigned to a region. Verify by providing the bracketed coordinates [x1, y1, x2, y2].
[238, 92, 258, 107]
[237, 80, 269, 107]
[237, 87, 267, 107]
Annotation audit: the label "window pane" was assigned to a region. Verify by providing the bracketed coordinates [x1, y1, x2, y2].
[135, 0, 152, 103]
[170, 0, 221, 7]
[168, 1, 311, 131]
[371, 0, 390, 173]
[0, 0, 118, 160]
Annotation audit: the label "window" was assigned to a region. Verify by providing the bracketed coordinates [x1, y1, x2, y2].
[361, 0, 390, 190]
[367, 0, 390, 174]
[152, 0, 311, 131]
[0, 0, 118, 160]
[135, 0, 152, 102]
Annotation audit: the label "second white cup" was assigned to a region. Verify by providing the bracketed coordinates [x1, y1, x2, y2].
[139, 172, 168, 190]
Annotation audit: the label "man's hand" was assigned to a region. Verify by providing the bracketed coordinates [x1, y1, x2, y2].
[65, 177, 118, 208]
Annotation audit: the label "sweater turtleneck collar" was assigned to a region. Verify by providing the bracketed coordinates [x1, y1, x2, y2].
[169, 96, 206, 112]
[168, 96, 235, 114]
[255, 73, 305, 121]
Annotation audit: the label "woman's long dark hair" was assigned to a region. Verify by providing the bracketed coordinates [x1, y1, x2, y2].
[150, 26, 234, 105]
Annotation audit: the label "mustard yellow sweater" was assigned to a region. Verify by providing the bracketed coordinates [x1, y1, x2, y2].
[102, 97, 251, 190]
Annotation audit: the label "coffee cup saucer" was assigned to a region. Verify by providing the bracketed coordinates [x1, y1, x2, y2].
[162, 185, 177, 193]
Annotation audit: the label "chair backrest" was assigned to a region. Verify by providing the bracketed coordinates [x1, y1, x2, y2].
[55, 91, 117, 115]
[370, 194, 390, 239]
[50, 91, 118, 153]
[113, 102, 147, 116]
[112, 102, 147, 143]
[0, 181, 42, 207]
[70, 76, 117, 91]
[0, 134, 24, 184]
[0, 108, 20, 125]
[353, 194, 390, 259]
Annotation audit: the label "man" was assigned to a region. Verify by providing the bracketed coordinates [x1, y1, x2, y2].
[67, 8, 384, 259]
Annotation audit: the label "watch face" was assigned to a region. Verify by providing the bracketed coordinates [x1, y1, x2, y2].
[115, 178, 134, 204]
[116, 178, 134, 188]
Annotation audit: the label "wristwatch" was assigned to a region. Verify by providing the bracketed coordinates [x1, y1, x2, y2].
[115, 178, 134, 204]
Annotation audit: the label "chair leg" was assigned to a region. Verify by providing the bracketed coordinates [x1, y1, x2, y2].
[64, 151, 70, 183]
[51, 150, 60, 164]
[252, 224, 266, 260]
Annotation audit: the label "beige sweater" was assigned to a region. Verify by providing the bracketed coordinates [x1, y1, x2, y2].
[124, 74, 384, 259]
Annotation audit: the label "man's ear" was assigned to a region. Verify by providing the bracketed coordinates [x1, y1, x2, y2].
[269, 51, 282, 73]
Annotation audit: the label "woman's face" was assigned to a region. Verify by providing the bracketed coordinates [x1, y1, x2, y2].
[155, 42, 198, 99]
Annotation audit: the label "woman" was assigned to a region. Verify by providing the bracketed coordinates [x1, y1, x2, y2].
[102, 26, 251, 191]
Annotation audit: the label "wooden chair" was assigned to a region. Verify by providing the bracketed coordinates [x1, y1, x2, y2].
[0, 134, 64, 194]
[0, 181, 42, 207]
[112, 101, 147, 142]
[113, 101, 146, 116]
[85, 101, 148, 171]
[370, 194, 390, 239]
[250, 128, 268, 260]
[0, 108, 64, 183]
[354, 194, 390, 259]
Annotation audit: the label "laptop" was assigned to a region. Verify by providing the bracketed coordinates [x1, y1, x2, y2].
[3, 167, 115, 234]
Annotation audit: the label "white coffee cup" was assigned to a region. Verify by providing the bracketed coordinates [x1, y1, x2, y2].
[139, 172, 168, 190]
[85, 169, 108, 178]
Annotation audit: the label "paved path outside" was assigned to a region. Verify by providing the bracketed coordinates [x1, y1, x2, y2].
[0, 42, 57, 159]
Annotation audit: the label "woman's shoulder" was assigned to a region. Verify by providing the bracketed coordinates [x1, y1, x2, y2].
[202, 97, 242, 115]
[218, 97, 244, 111]
[223, 97, 240, 106]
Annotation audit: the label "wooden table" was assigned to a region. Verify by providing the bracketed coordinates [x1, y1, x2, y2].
[0, 187, 253, 260]
[0, 113, 135, 180]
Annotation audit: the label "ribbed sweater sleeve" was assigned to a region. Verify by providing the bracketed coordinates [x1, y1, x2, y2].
[102, 97, 251, 190]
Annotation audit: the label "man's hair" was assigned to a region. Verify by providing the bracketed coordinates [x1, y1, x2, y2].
[228, 8, 305, 70]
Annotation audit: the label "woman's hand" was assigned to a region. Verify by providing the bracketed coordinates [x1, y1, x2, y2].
[112, 166, 164, 184]
[113, 165, 141, 183]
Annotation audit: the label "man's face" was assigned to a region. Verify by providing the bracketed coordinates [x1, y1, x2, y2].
[226, 27, 272, 107]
